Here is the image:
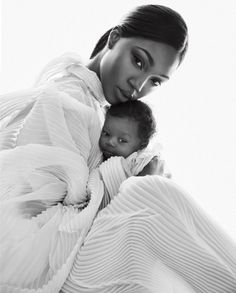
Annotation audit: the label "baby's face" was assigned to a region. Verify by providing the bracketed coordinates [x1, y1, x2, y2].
[99, 115, 141, 159]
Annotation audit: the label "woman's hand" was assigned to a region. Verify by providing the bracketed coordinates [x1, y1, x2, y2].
[137, 156, 172, 178]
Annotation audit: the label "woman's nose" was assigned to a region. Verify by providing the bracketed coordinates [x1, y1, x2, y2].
[129, 76, 150, 97]
[137, 77, 149, 92]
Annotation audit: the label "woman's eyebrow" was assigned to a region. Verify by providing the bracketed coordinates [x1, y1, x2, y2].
[160, 74, 169, 79]
[136, 46, 154, 66]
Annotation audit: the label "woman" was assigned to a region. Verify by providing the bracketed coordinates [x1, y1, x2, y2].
[0, 4, 235, 293]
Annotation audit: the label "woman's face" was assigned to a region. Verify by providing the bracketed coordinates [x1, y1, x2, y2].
[99, 31, 180, 105]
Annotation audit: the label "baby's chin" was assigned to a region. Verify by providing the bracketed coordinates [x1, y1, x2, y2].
[102, 151, 114, 161]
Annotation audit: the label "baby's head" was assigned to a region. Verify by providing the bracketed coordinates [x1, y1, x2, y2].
[99, 100, 156, 159]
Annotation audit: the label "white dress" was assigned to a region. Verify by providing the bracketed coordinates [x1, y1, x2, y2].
[0, 54, 106, 292]
[0, 54, 156, 292]
[1, 54, 236, 293]
[63, 175, 236, 293]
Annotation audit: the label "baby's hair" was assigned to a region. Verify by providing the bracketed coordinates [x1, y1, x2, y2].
[105, 100, 156, 150]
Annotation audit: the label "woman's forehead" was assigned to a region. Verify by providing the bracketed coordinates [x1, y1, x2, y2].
[120, 37, 177, 54]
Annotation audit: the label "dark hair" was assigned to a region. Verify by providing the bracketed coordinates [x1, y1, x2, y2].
[90, 4, 188, 64]
[105, 100, 156, 150]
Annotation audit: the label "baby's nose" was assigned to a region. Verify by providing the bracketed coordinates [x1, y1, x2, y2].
[107, 137, 116, 147]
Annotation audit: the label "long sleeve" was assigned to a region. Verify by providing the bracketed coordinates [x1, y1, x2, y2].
[34, 53, 107, 121]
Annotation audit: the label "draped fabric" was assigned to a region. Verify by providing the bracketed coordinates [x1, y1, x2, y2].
[0, 53, 156, 292]
[0, 146, 154, 292]
[62, 175, 236, 293]
[0, 161, 105, 293]
[0, 54, 107, 292]
[1, 53, 236, 293]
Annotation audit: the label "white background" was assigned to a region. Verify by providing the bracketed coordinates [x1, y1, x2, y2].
[1, 0, 236, 241]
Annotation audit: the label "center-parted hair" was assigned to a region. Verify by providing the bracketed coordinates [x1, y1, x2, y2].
[90, 4, 188, 64]
[105, 100, 156, 150]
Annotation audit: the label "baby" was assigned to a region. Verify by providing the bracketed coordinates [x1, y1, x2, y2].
[99, 100, 156, 160]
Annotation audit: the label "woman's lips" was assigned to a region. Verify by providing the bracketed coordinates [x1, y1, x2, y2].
[116, 87, 132, 101]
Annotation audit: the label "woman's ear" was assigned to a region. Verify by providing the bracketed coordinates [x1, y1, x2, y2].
[108, 26, 122, 49]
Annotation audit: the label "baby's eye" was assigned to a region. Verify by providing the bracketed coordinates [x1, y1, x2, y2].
[102, 130, 109, 136]
[133, 54, 143, 70]
[118, 138, 128, 143]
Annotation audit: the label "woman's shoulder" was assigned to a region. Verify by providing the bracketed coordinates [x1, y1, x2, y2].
[34, 52, 84, 86]
[35, 52, 105, 106]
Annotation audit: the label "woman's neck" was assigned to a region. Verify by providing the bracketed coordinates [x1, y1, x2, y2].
[87, 46, 109, 80]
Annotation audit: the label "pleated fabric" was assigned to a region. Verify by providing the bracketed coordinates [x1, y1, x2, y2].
[0, 54, 105, 171]
[0, 163, 105, 293]
[0, 87, 104, 292]
[1, 53, 236, 293]
[62, 175, 236, 293]
[0, 54, 107, 292]
[0, 146, 153, 292]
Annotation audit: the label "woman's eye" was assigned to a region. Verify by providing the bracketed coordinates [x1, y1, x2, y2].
[133, 55, 143, 69]
[151, 78, 161, 87]
[102, 130, 109, 136]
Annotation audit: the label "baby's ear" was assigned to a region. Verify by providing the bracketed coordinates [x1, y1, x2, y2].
[108, 27, 122, 49]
